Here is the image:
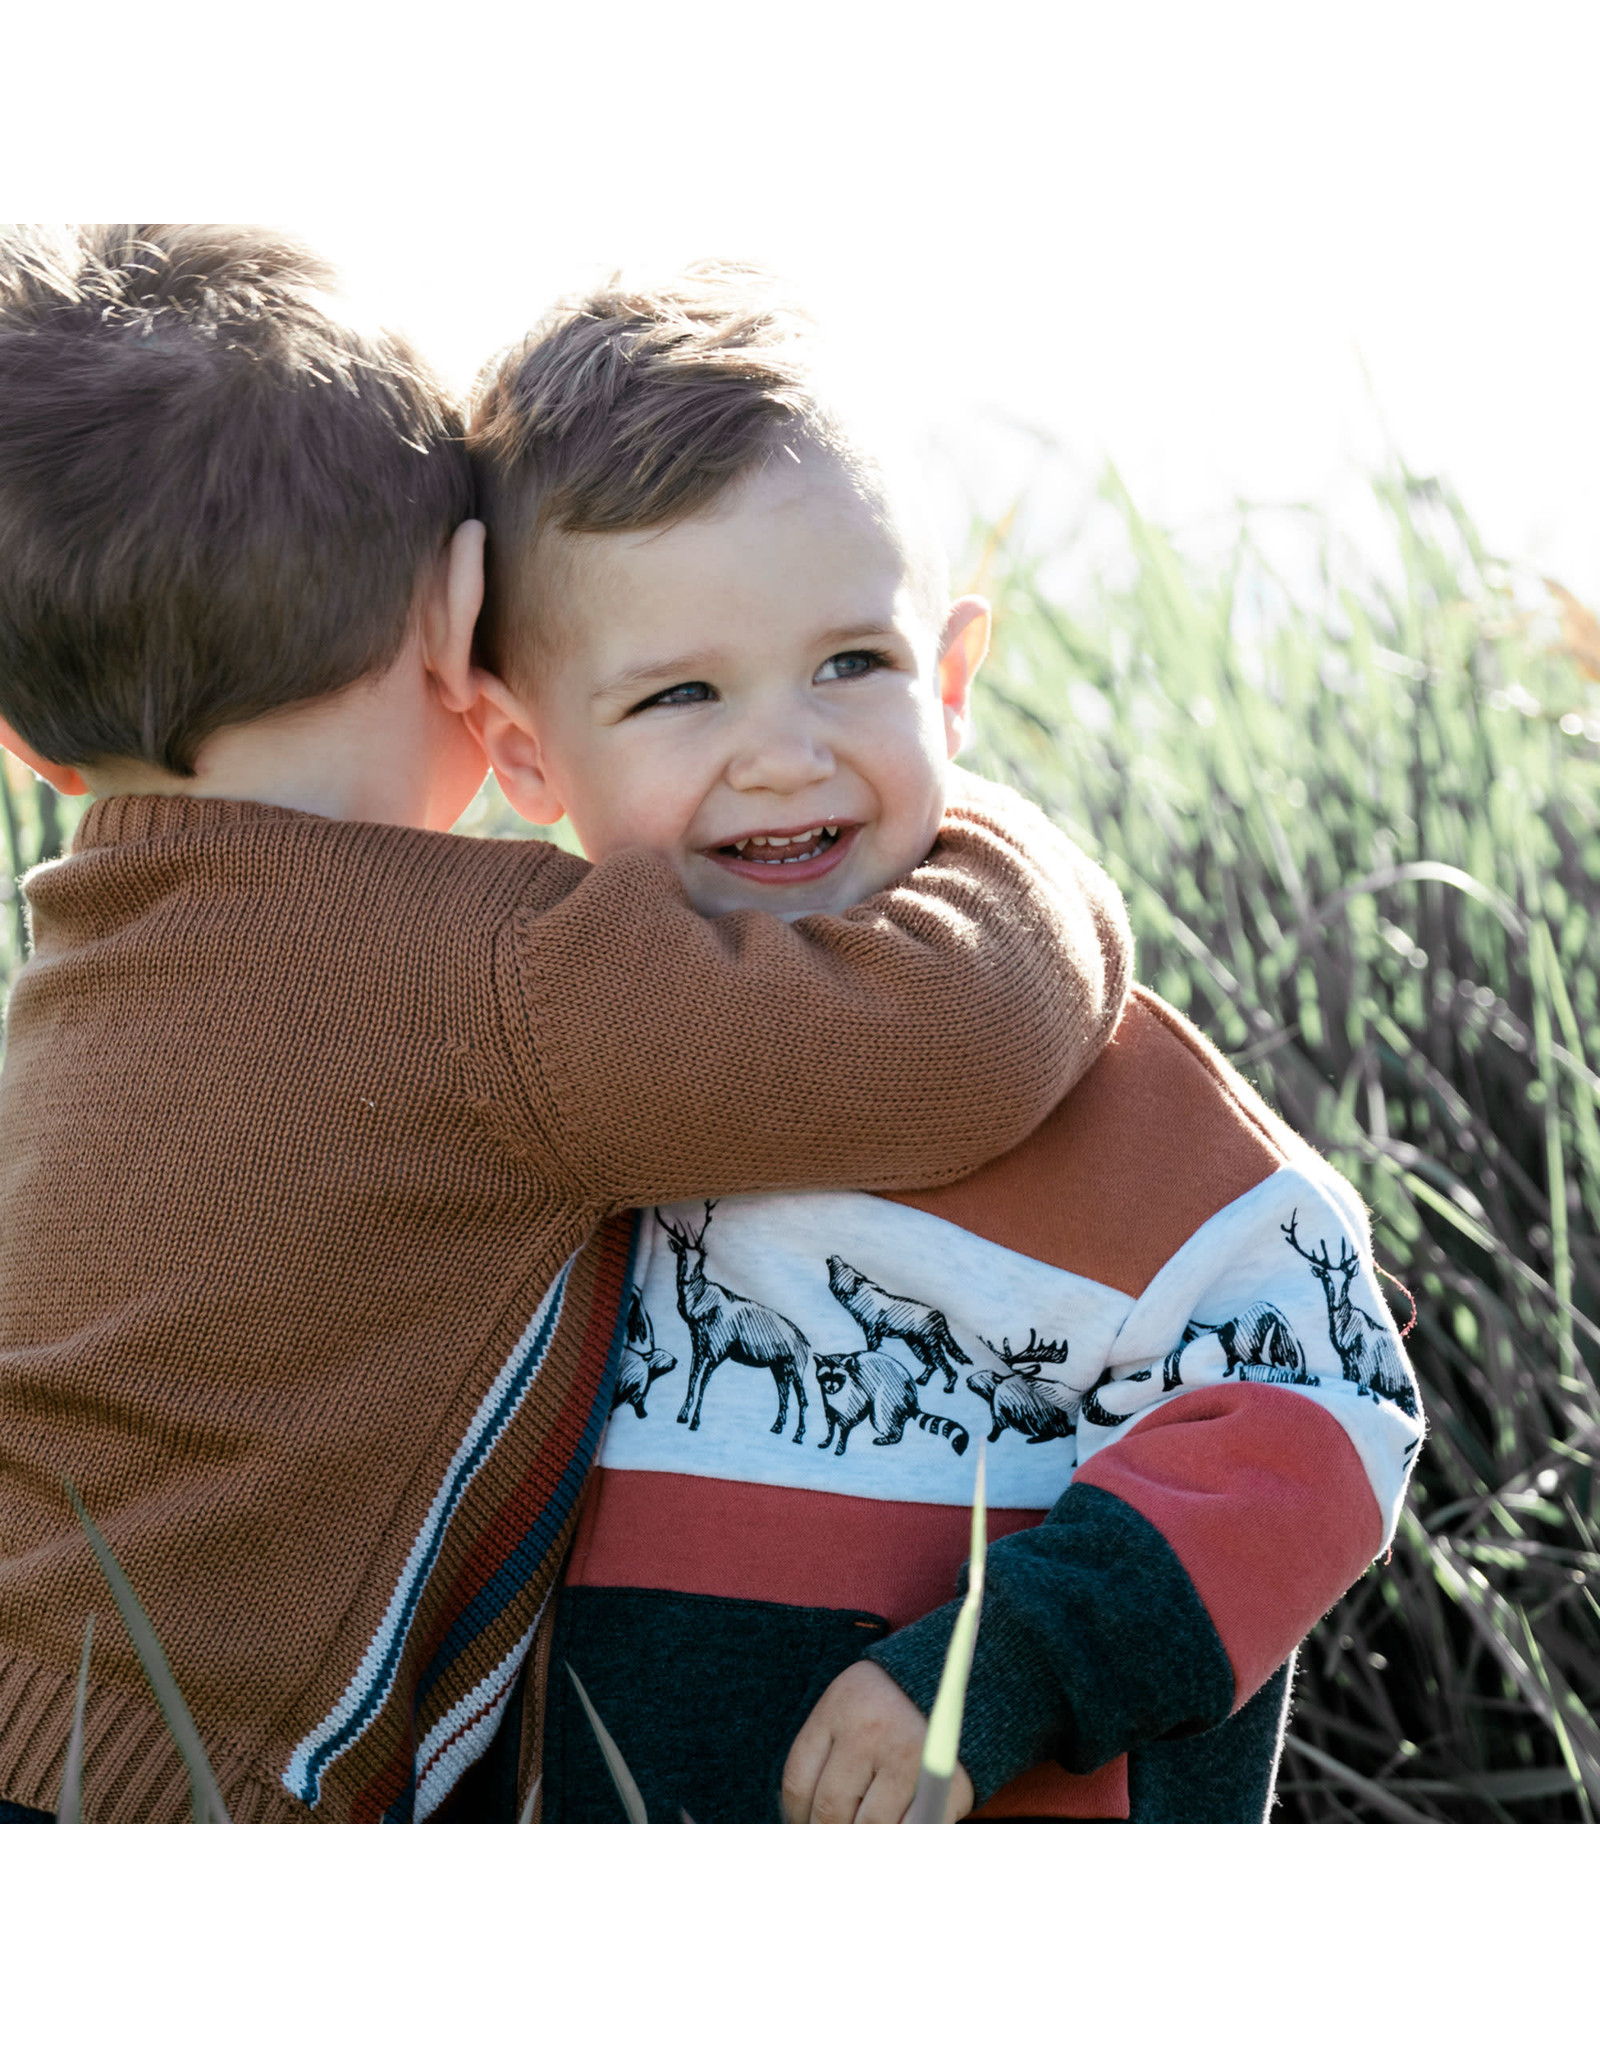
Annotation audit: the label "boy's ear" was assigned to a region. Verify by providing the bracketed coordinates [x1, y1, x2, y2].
[938, 596, 990, 759]
[0, 717, 89, 796]
[422, 522, 566, 826]
[423, 520, 487, 712]
[466, 675, 568, 828]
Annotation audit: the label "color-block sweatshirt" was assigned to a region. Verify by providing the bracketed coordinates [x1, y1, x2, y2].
[0, 772, 1129, 1823]
[543, 989, 1421, 1823]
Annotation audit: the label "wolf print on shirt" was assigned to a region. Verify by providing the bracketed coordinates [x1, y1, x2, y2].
[813, 1348, 970, 1458]
[1086, 1293, 1314, 1428]
[658, 1203, 810, 1441]
[826, 1257, 972, 1393]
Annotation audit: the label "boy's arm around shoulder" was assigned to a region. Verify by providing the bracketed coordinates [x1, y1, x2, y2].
[499, 770, 1133, 1207]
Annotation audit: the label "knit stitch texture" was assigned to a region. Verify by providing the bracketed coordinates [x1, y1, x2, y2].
[0, 770, 1129, 1821]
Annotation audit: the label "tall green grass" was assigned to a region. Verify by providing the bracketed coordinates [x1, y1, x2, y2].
[3, 467, 1594, 1823]
[0, 765, 69, 996]
[59, 1481, 230, 1822]
[967, 470, 1600, 1822]
[905, 1443, 986, 1823]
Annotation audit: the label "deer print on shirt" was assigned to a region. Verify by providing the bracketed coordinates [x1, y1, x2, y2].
[966, 1331, 1080, 1443]
[610, 1292, 678, 1420]
[1283, 1209, 1418, 1417]
[813, 1348, 969, 1458]
[658, 1203, 810, 1442]
[825, 1257, 972, 1393]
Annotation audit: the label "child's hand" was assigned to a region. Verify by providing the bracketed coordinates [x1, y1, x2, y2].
[780, 1661, 975, 1823]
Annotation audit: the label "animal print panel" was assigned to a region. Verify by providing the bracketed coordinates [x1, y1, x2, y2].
[598, 1165, 1420, 1539]
[601, 1191, 1130, 1509]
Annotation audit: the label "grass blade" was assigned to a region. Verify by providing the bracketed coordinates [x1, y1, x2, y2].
[1423, 1522, 1600, 1807]
[565, 1663, 648, 1823]
[905, 1443, 986, 1823]
[516, 1773, 542, 1825]
[55, 1613, 94, 1824]
[1281, 1735, 1430, 1823]
[64, 1479, 230, 1824]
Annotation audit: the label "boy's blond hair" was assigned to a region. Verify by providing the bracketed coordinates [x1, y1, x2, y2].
[468, 263, 934, 686]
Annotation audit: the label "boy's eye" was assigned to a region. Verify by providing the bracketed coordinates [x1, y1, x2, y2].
[632, 679, 716, 713]
[814, 649, 889, 683]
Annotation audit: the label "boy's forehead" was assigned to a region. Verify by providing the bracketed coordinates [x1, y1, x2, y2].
[549, 455, 933, 673]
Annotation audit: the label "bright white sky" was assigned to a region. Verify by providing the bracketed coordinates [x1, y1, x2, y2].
[9, 0, 1600, 595]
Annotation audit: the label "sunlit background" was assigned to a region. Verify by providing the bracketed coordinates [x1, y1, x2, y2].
[8, 0, 1599, 592]
[6, 0, 1600, 1831]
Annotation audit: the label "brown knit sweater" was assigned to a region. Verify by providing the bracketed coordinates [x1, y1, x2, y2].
[0, 770, 1130, 1821]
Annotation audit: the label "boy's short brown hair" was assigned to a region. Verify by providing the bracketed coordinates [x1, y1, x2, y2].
[0, 224, 471, 774]
[469, 264, 875, 686]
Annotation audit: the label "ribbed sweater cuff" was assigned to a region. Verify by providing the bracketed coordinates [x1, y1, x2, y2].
[864, 1485, 1239, 1808]
[866, 1599, 1066, 1808]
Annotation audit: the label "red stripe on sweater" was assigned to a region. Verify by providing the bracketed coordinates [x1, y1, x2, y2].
[565, 1467, 1044, 1628]
[1075, 1382, 1382, 1705]
[412, 1217, 634, 1694]
[348, 1222, 634, 1822]
[348, 1714, 416, 1826]
[970, 1757, 1128, 1822]
[416, 1668, 520, 1806]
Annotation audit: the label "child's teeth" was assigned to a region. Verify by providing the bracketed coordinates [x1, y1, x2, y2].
[723, 825, 842, 860]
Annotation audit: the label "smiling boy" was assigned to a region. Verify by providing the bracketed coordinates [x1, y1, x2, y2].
[466, 269, 1423, 1824]
[467, 307, 984, 922]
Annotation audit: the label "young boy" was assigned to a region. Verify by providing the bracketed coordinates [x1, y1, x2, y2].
[464, 267, 1424, 1823]
[0, 227, 1129, 1823]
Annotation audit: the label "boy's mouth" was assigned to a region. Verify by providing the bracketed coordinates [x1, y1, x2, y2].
[703, 822, 856, 884]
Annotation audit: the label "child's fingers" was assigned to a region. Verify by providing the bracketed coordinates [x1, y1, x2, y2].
[782, 1662, 936, 1822]
[804, 1742, 877, 1825]
[779, 1720, 832, 1823]
[853, 1759, 922, 1824]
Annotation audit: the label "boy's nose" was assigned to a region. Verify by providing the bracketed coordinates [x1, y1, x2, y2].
[725, 720, 835, 796]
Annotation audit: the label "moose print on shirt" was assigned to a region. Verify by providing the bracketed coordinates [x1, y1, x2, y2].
[966, 1331, 1080, 1443]
[626, 1193, 1416, 1480]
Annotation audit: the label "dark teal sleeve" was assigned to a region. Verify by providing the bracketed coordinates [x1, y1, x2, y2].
[864, 1482, 1237, 1807]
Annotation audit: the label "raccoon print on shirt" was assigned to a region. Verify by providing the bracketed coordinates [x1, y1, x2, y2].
[813, 1347, 970, 1458]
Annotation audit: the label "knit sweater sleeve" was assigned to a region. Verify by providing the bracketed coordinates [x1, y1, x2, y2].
[500, 771, 1133, 1207]
[866, 1169, 1422, 1805]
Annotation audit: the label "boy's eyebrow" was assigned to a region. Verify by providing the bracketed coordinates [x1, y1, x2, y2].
[602, 650, 727, 691]
[813, 620, 904, 647]
[602, 621, 905, 693]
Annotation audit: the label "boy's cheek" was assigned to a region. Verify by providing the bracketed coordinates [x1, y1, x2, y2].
[564, 749, 707, 869]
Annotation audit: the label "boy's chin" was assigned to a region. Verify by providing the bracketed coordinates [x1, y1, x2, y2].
[688, 875, 856, 922]
[684, 853, 857, 921]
